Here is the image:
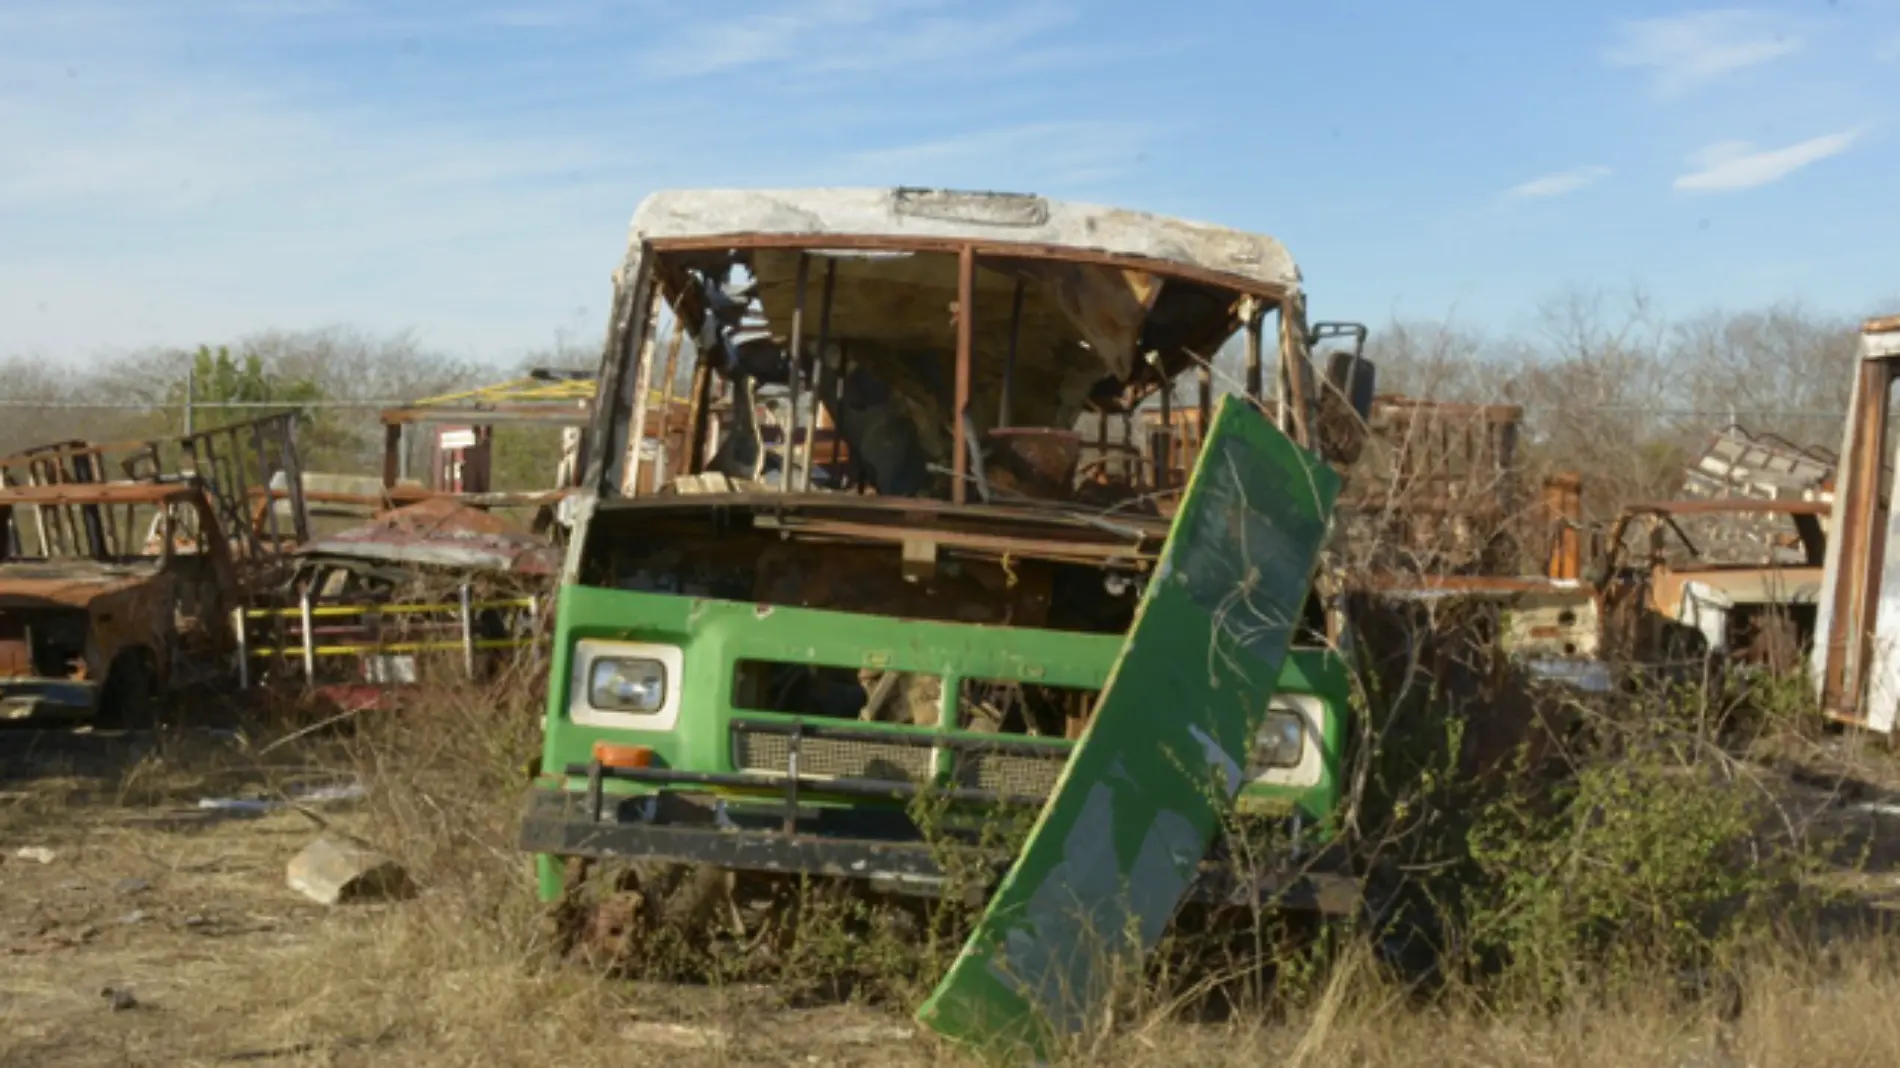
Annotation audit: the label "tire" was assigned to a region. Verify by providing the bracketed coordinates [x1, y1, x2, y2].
[98, 652, 158, 730]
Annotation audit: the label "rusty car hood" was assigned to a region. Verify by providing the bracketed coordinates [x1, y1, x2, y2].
[0, 560, 162, 608]
[298, 497, 562, 575]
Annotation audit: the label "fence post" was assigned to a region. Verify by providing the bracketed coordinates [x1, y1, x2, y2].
[298, 589, 316, 684]
[184, 366, 196, 437]
[459, 584, 476, 679]
[232, 606, 250, 689]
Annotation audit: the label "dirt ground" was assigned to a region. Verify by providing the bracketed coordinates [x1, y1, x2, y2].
[13, 722, 1900, 1068]
[0, 727, 935, 1068]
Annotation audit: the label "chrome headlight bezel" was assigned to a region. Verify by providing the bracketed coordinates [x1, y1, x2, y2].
[588, 656, 667, 713]
[567, 639, 684, 730]
[1248, 694, 1325, 787]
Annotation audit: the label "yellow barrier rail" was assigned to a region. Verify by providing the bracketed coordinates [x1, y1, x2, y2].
[235, 585, 547, 687]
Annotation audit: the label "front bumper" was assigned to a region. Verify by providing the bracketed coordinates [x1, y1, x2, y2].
[517, 782, 1362, 915]
[0, 678, 99, 721]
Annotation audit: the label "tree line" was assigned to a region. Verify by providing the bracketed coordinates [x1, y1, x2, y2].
[0, 287, 1878, 510]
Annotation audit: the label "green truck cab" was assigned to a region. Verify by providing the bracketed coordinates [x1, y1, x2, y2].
[518, 187, 1371, 934]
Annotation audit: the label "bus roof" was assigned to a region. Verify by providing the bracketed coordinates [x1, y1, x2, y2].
[626, 187, 1302, 296]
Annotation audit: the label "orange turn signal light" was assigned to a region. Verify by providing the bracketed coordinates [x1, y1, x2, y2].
[593, 742, 654, 769]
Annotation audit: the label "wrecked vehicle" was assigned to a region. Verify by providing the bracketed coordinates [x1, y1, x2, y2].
[1327, 396, 1609, 697]
[513, 188, 1366, 1047]
[237, 497, 555, 710]
[1813, 316, 1900, 731]
[0, 417, 306, 725]
[1597, 499, 1828, 677]
[0, 482, 237, 724]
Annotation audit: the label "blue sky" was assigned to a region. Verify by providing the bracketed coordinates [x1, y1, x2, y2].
[2, 1, 1897, 365]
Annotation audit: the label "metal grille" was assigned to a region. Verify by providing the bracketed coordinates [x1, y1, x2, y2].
[955, 749, 1066, 799]
[732, 730, 934, 784]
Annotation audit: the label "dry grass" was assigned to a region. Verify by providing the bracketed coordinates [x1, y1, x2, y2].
[7, 669, 1900, 1067]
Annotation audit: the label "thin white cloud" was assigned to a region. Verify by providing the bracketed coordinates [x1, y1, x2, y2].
[1672, 129, 1863, 191]
[1605, 10, 1801, 95]
[1505, 166, 1611, 199]
[0, 0, 1146, 361]
[640, 0, 1078, 80]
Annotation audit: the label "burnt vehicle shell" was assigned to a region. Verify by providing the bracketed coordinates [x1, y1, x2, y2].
[0, 482, 238, 725]
[248, 498, 557, 710]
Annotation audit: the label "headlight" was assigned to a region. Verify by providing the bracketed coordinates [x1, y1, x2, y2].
[1250, 705, 1306, 772]
[588, 656, 667, 712]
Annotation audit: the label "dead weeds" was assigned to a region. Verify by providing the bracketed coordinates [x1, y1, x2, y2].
[8, 670, 1900, 1067]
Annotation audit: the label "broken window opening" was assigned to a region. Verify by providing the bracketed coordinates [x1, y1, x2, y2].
[634, 243, 1289, 513]
[731, 658, 945, 726]
[956, 678, 1100, 739]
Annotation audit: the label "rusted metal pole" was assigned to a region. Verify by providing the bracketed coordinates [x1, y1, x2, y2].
[952, 245, 976, 504]
[785, 253, 811, 493]
[1821, 357, 1895, 715]
[999, 277, 1024, 428]
[1243, 301, 1264, 402]
[684, 363, 713, 478]
[1279, 304, 1312, 447]
[802, 259, 837, 492]
[654, 318, 685, 487]
[383, 424, 403, 489]
[623, 289, 661, 496]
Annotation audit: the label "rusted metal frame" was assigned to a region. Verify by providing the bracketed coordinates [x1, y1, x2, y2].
[952, 244, 977, 505]
[769, 517, 1142, 565]
[1623, 498, 1833, 517]
[251, 486, 567, 509]
[382, 423, 404, 489]
[584, 259, 655, 497]
[66, 452, 109, 560]
[603, 487, 1168, 541]
[0, 482, 205, 507]
[219, 426, 256, 556]
[622, 285, 665, 497]
[1542, 475, 1584, 581]
[999, 277, 1025, 428]
[249, 421, 284, 553]
[1243, 299, 1264, 403]
[1821, 357, 1896, 715]
[684, 361, 715, 479]
[273, 412, 309, 543]
[782, 254, 812, 495]
[378, 405, 596, 427]
[646, 233, 1292, 305]
[654, 311, 687, 488]
[1279, 296, 1313, 449]
[801, 259, 839, 493]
